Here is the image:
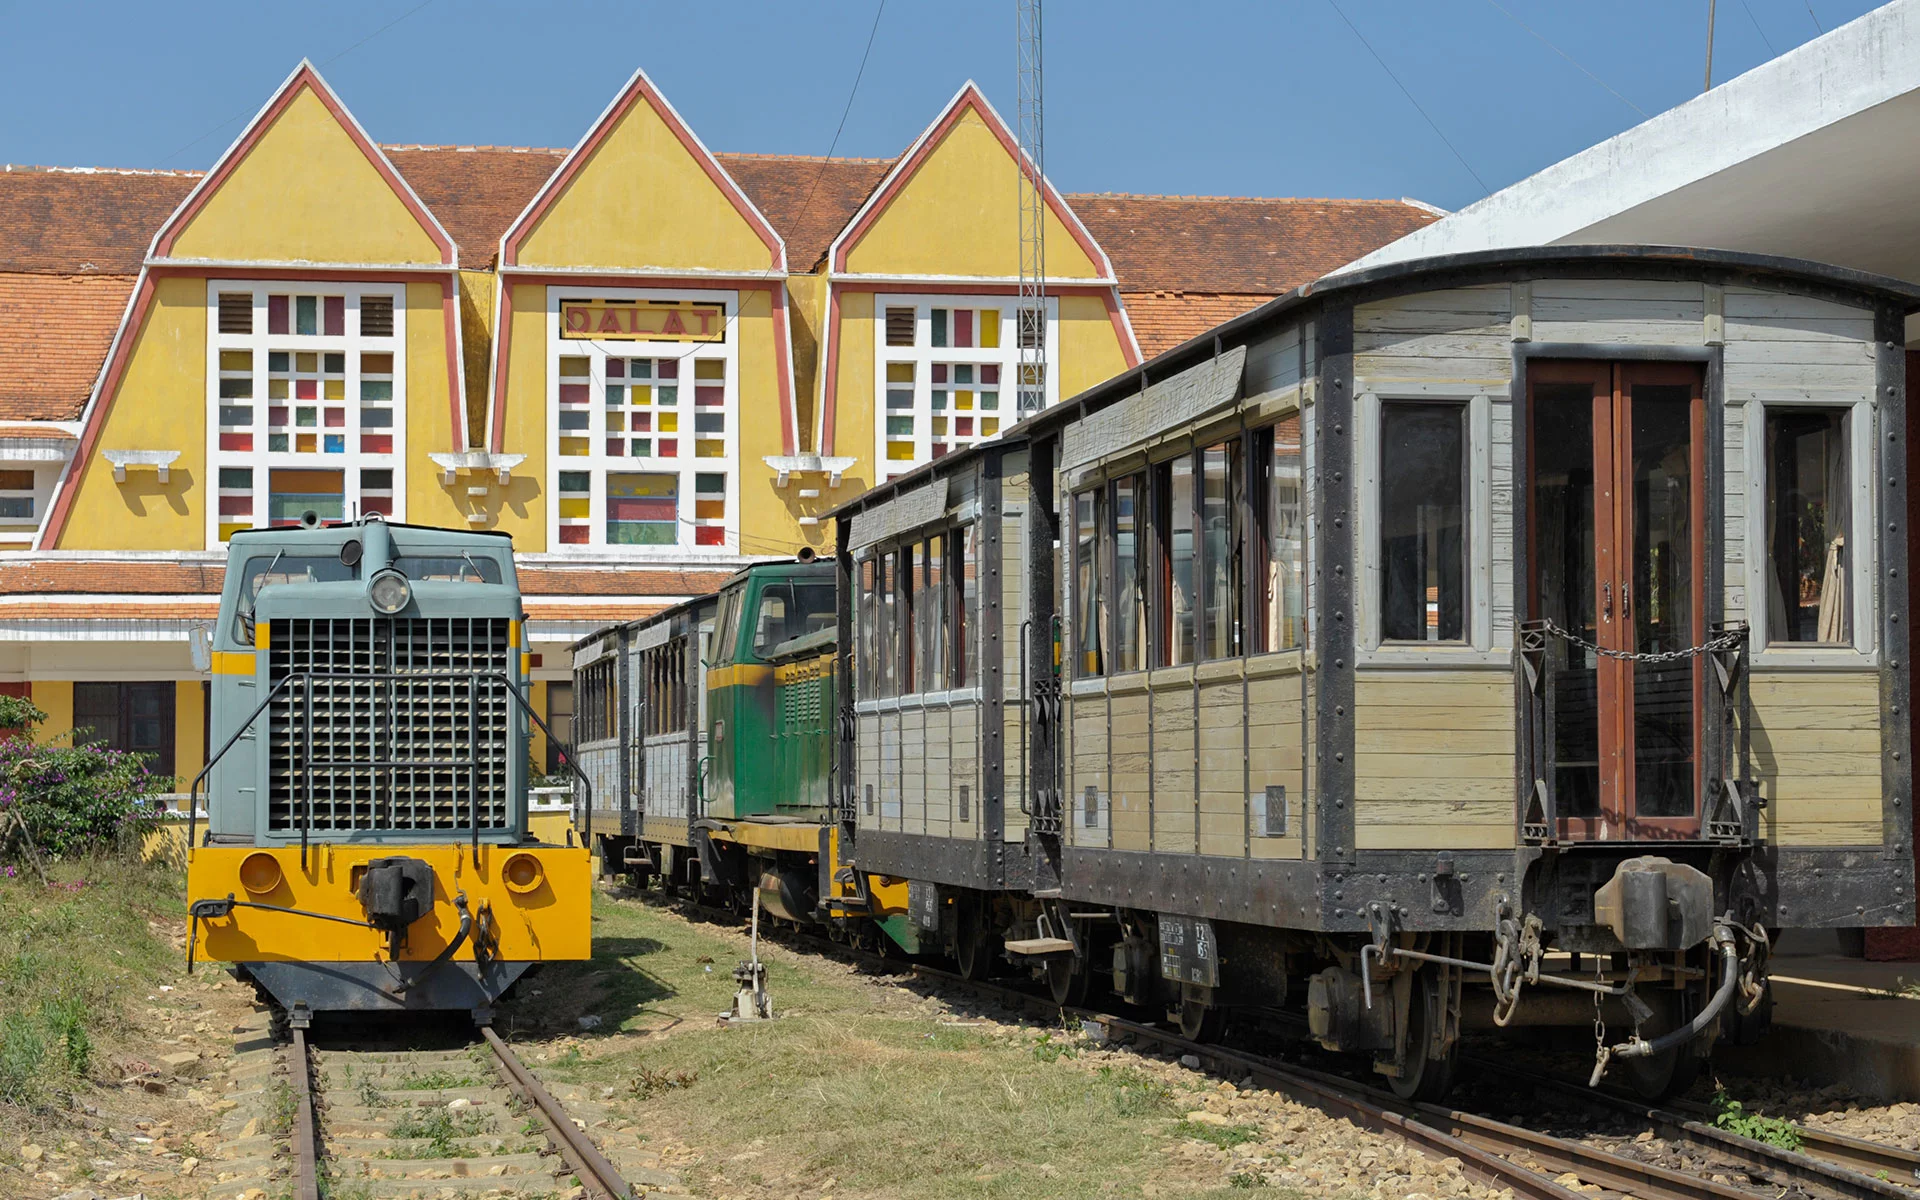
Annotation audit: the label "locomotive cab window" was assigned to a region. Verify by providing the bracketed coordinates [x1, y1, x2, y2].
[1378, 401, 1469, 643]
[752, 580, 836, 657]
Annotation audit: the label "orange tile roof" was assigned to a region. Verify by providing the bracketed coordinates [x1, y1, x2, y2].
[0, 147, 1437, 422]
[0, 166, 197, 274]
[1121, 291, 1280, 359]
[0, 559, 225, 594]
[0, 273, 134, 420]
[524, 602, 679, 623]
[0, 425, 75, 439]
[1069, 194, 1439, 295]
[517, 566, 734, 597]
[0, 601, 219, 620]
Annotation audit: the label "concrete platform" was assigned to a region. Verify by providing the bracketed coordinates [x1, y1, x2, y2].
[1714, 930, 1920, 1101]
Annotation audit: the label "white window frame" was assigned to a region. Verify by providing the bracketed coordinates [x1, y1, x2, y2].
[1742, 392, 1877, 667]
[1356, 386, 1498, 664]
[872, 293, 1059, 477]
[0, 464, 41, 548]
[544, 285, 740, 557]
[204, 279, 407, 550]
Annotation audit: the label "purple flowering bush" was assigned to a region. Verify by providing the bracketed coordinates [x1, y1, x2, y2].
[0, 695, 165, 861]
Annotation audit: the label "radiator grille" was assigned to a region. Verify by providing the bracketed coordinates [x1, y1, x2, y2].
[268, 616, 512, 832]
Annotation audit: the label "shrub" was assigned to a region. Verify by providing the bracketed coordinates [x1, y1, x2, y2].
[0, 697, 166, 862]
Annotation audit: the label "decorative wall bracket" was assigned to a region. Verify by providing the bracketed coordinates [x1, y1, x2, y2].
[103, 449, 180, 483]
[429, 451, 526, 488]
[763, 454, 858, 490]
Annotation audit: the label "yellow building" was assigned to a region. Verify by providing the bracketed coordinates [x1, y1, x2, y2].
[0, 61, 1437, 783]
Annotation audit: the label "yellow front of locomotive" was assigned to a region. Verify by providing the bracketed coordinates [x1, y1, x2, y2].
[184, 519, 589, 1023]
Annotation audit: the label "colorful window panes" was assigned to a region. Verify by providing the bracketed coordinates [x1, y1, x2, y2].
[548, 292, 735, 550]
[557, 471, 591, 545]
[874, 299, 1047, 473]
[692, 474, 726, 546]
[212, 282, 404, 546]
[607, 473, 678, 545]
[360, 468, 393, 517]
[268, 468, 344, 525]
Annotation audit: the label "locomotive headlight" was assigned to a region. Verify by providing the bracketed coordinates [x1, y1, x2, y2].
[503, 853, 545, 894]
[368, 568, 411, 615]
[239, 851, 284, 895]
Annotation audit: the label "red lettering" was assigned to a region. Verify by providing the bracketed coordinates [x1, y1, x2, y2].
[662, 310, 686, 335]
[696, 309, 715, 334]
[598, 309, 623, 333]
[564, 306, 589, 332]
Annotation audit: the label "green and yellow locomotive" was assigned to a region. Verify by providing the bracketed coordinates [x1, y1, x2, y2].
[579, 554, 913, 946]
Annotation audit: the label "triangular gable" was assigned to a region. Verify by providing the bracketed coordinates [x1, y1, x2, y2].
[151, 61, 454, 266]
[828, 81, 1115, 281]
[500, 67, 785, 274]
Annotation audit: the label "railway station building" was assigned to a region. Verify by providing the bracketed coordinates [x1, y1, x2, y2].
[0, 62, 1437, 783]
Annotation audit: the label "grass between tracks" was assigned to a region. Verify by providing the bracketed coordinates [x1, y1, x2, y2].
[498, 894, 1298, 1200]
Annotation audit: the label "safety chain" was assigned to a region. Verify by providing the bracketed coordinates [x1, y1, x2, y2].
[1540, 619, 1745, 664]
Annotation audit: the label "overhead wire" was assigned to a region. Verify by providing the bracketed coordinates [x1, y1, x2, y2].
[1326, 0, 1490, 194]
[1739, 0, 1779, 56]
[1805, 4, 1824, 34]
[1482, 1, 1647, 118]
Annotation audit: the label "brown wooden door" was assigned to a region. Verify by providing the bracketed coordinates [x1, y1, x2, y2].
[1530, 361, 1706, 839]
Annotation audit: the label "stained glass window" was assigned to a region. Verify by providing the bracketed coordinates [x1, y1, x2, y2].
[209, 282, 404, 545]
[873, 296, 1052, 477]
[549, 289, 737, 552]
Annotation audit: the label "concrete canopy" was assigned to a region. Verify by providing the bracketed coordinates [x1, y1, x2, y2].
[1346, 0, 1920, 321]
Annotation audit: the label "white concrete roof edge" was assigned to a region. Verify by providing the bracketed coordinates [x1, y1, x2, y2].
[1340, 0, 1920, 274]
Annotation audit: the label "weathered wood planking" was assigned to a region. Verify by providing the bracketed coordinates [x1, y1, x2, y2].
[1354, 670, 1513, 850]
[1748, 670, 1881, 845]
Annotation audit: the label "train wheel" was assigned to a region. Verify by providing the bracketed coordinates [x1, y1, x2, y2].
[1047, 953, 1089, 1007]
[1177, 995, 1225, 1042]
[954, 899, 999, 981]
[1389, 973, 1458, 1103]
[1617, 1003, 1702, 1101]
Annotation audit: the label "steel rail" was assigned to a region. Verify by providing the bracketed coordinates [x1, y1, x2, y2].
[288, 1026, 321, 1200]
[482, 1025, 633, 1200]
[1467, 1055, 1920, 1200]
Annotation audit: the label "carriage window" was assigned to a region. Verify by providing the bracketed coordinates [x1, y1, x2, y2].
[957, 523, 978, 687]
[1200, 442, 1241, 660]
[887, 548, 909, 697]
[1267, 417, 1306, 651]
[857, 558, 878, 698]
[711, 586, 743, 663]
[1075, 490, 1104, 676]
[1157, 456, 1199, 665]
[577, 658, 614, 743]
[922, 537, 948, 689]
[1766, 409, 1851, 645]
[1380, 401, 1467, 642]
[1112, 475, 1146, 672]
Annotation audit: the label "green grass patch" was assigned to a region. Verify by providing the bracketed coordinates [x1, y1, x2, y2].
[1172, 1119, 1263, 1149]
[522, 895, 1280, 1199]
[385, 1107, 494, 1157]
[395, 1068, 478, 1091]
[1711, 1091, 1803, 1151]
[0, 860, 179, 1110]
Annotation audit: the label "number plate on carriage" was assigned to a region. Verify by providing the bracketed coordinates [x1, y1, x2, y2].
[1157, 915, 1218, 987]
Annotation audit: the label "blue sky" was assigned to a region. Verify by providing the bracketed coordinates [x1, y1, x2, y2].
[0, 0, 1885, 213]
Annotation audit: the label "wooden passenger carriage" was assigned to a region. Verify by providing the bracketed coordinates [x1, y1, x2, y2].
[831, 246, 1918, 1095]
[571, 594, 714, 881]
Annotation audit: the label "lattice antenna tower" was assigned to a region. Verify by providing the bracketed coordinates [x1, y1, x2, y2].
[1016, 0, 1047, 414]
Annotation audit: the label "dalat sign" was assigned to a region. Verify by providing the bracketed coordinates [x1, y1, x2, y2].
[560, 299, 726, 342]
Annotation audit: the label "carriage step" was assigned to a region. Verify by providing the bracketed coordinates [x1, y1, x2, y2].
[1003, 937, 1075, 956]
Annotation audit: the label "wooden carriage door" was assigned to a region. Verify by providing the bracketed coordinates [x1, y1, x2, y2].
[1530, 361, 1705, 839]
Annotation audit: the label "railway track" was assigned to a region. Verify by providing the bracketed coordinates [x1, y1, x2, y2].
[661, 890, 1920, 1200]
[284, 1024, 639, 1200]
